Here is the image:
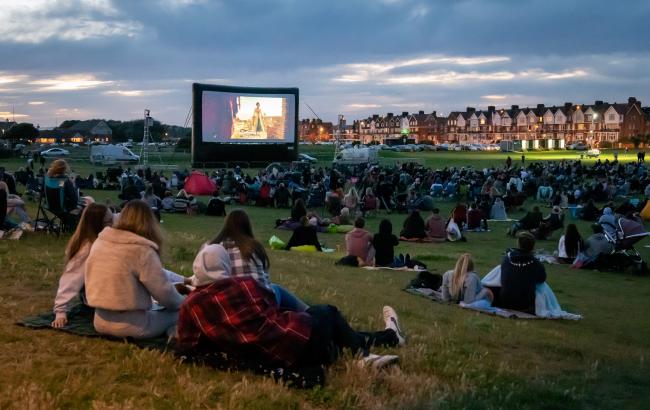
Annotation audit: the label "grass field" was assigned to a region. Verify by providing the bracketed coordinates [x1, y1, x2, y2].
[1, 149, 649, 409]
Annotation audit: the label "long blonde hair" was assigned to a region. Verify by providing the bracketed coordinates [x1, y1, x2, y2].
[114, 200, 163, 253]
[450, 253, 474, 300]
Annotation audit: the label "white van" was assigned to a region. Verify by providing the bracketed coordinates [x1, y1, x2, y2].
[333, 146, 378, 165]
[90, 144, 140, 165]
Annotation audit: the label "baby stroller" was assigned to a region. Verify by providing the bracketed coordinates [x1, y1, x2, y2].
[602, 218, 650, 275]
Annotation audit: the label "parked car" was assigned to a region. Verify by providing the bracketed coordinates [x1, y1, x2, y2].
[40, 147, 70, 157]
[298, 153, 318, 163]
[585, 148, 601, 158]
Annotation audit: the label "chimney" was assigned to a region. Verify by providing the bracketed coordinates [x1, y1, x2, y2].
[418, 110, 424, 115]
[402, 111, 408, 116]
[595, 100, 603, 105]
[511, 105, 519, 110]
[628, 97, 637, 105]
[537, 104, 545, 111]
[387, 112, 393, 117]
[564, 102, 572, 108]
[432, 111, 437, 117]
[466, 107, 475, 113]
[487, 105, 495, 111]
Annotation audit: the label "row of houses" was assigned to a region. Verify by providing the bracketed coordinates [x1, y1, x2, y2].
[329, 97, 650, 146]
[36, 120, 113, 144]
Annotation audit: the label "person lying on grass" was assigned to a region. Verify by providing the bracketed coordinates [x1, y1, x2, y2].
[178, 243, 406, 371]
[51, 203, 114, 328]
[202, 209, 309, 311]
[441, 253, 493, 305]
[84, 200, 188, 339]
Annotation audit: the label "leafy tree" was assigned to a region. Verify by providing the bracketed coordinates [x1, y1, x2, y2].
[4, 122, 39, 144]
[59, 120, 80, 128]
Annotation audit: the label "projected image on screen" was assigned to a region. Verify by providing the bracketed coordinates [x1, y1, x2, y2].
[202, 91, 295, 143]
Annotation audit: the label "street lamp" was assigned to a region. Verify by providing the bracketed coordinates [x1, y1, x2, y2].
[590, 113, 598, 147]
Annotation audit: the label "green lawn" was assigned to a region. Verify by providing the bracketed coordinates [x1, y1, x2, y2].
[0, 150, 649, 409]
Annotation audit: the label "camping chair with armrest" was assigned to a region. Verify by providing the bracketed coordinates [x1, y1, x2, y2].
[35, 176, 75, 235]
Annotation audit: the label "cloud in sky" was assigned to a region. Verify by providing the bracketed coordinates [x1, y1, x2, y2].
[0, 0, 649, 126]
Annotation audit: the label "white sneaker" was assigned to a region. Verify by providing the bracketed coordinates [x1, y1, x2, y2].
[383, 306, 406, 346]
[357, 353, 400, 370]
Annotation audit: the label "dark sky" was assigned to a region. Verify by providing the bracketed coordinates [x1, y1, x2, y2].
[1, 0, 649, 127]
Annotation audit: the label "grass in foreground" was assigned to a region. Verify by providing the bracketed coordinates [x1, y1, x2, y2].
[1, 194, 650, 409]
[1, 150, 649, 408]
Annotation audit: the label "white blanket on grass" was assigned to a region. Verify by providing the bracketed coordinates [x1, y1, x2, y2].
[479, 265, 582, 320]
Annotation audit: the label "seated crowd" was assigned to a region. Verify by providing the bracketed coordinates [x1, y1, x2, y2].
[0, 150, 648, 383]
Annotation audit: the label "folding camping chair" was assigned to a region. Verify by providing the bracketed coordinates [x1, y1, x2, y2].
[34, 176, 76, 235]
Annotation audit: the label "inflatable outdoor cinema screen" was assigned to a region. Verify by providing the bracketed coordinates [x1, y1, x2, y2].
[192, 83, 299, 166]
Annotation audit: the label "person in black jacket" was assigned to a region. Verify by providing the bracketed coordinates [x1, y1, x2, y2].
[400, 209, 427, 239]
[499, 232, 546, 314]
[372, 219, 400, 267]
[508, 206, 543, 236]
[285, 217, 322, 251]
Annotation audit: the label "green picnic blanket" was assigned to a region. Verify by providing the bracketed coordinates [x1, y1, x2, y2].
[15, 304, 170, 350]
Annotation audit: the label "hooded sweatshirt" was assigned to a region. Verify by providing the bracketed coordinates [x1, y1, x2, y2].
[499, 248, 546, 314]
[85, 227, 184, 311]
[345, 227, 373, 260]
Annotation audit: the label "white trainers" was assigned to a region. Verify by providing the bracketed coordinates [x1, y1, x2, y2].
[357, 353, 400, 370]
[383, 306, 406, 346]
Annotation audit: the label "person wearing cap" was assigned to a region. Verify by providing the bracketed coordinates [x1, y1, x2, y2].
[178, 243, 406, 370]
[534, 206, 564, 239]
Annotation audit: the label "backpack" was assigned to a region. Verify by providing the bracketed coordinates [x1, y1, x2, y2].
[408, 271, 442, 290]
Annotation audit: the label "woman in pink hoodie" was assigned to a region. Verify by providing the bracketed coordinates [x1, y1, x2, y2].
[343, 217, 374, 266]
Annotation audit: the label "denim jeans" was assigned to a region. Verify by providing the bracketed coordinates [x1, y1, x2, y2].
[271, 283, 309, 311]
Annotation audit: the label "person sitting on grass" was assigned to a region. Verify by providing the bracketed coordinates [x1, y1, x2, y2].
[490, 197, 508, 220]
[572, 224, 614, 269]
[466, 202, 487, 231]
[178, 245, 406, 371]
[372, 219, 400, 267]
[285, 216, 322, 252]
[361, 187, 378, 216]
[451, 202, 468, 230]
[51, 203, 114, 328]
[425, 208, 447, 242]
[161, 191, 174, 212]
[400, 209, 427, 240]
[441, 253, 493, 305]
[208, 209, 308, 311]
[338, 217, 374, 267]
[499, 232, 547, 314]
[534, 206, 564, 240]
[557, 224, 584, 264]
[85, 200, 187, 339]
[508, 206, 542, 237]
[331, 206, 352, 226]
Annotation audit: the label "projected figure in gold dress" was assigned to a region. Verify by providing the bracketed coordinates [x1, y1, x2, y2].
[251, 102, 265, 134]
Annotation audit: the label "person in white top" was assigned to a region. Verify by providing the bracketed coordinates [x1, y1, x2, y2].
[52, 203, 114, 328]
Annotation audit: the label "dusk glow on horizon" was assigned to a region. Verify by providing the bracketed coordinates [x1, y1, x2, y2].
[1, 0, 649, 127]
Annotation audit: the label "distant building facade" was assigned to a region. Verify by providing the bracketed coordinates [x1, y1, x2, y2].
[299, 119, 333, 142]
[339, 97, 650, 147]
[35, 120, 113, 144]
